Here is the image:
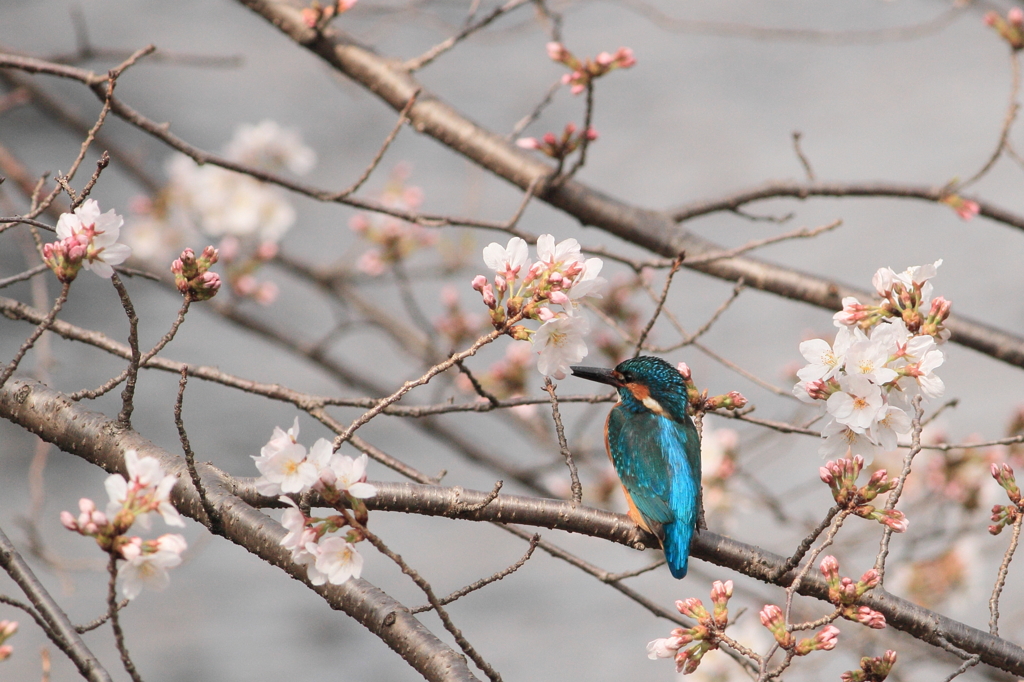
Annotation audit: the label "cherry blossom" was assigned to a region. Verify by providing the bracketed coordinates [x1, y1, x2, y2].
[313, 537, 364, 585]
[45, 199, 132, 280]
[534, 314, 590, 379]
[117, 533, 187, 599]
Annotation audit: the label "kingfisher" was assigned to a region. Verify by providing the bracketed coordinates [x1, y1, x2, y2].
[571, 356, 701, 579]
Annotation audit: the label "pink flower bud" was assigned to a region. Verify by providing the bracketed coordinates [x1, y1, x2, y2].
[516, 137, 541, 150]
[815, 624, 840, 650]
[548, 290, 569, 306]
[820, 555, 840, 579]
[710, 579, 733, 604]
[614, 47, 636, 68]
[676, 598, 709, 621]
[985, 11, 999, 26]
[0, 645, 12, 662]
[481, 284, 496, 309]
[676, 362, 691, 380]
[585, 127, 598, 141]
[60, 511, 78, 531]
[546, 42, 568, 62]
[858, 569, 880, 590]
[1010, 7, 1024, 26]
[256, 241, 278, 261]
[471, 275, 488, 292]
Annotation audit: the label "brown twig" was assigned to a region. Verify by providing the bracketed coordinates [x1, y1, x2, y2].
[542, 378, 582, 504]
[0, 281, 69, 389]
[633, 254, 684, 356]
[411, 534, 539, 613]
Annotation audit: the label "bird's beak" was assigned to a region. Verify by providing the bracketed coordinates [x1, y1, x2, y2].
[570, 365, 623, 387]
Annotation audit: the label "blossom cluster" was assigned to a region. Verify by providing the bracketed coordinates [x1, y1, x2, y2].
[60, 450, 186, 600]
[43, 199, 132, 282]
[646, 581, 732, 674]
[127, 120, 315, 303]
[471, 234, 604, 379]
[0, 620, 16, 662]
[253, 419, 377, 586]
[546, 42, 636, 95]
[516, 123, 598, 160]
[349, 164, 436, 276]
[820, 456, 909, 532]
[794, 261, 950, 459]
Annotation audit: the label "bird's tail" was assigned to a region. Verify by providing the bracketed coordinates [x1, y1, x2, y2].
[663, 521, 694, 579]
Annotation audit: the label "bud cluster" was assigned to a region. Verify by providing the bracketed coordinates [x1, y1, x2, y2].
[841, 650, 898, 682]
[516, 123, 598, 160]
[819, 457, 909, 532]
[172, 246, 221, 301]
[985, 8, 1024, 51]
[989, 462, 1024, 535]
[672, 362, 748, 418]
[301, 0, 357, 29]
[0, 620, 17, 662]
[546, 42, 636, 95]
[646, 581, 732, 674]
[759, 604, 840, 655]
[350, 165, 436, 278]
[939, 193, 980, 221]
[819, 556, 887, 629]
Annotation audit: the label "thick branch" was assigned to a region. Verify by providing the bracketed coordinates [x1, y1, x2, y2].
[0, 377, 480, 682]
[2, 376, 1024, 677]
[233, 0, 1024, 370]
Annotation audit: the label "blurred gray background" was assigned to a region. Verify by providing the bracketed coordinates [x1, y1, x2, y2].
[2, 0, 1024, 680]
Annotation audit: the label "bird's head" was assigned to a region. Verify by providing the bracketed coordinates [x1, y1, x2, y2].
[571, 356, 690, 419]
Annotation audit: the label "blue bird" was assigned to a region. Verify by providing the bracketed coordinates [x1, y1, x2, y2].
[571, 356, 701, 578]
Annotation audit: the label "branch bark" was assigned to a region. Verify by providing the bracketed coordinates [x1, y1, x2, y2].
[2, 376, 1023, 677]
[0, 377, 480, 682]
[233, 0, 1024, 370]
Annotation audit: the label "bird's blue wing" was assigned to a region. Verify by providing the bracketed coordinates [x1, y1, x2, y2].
[607, 406, 701, 577]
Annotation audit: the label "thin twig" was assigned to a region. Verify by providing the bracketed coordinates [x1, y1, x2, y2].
[0, 281, 69, 389]
[988, 512, 1023, 637]
[109, 274, 140, 428]
[633, 254, 684, 356]
[332, 312, 525, 448]
[75, 600, 129, 634]
[956, 52, 1021, 193]
[174, 365, 221, 533]
[403, 0, 532, 71]
[105, 554, 142, 682]
[791, 131, 815, 181]
[355, 519, 504, 682]
[332, 89, 420, 199]
[411, 534, 539, 613]
[71, 296, 191, 401]
[874, 396, 923, 579]
[542, 378, 582, 504]
[683, 219, 841, 266]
